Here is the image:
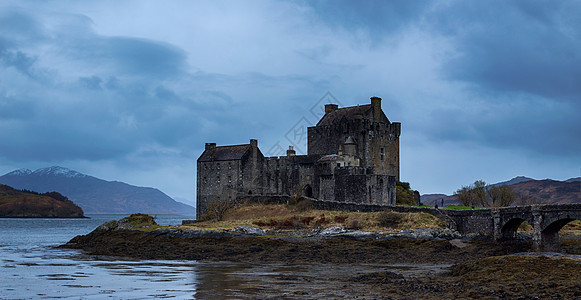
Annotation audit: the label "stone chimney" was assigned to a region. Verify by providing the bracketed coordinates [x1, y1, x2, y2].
[371, 96, 382, 123]
[286, 146, 296, 157]
[250, 139, 258, 149]
[325, 104, 339, 114]
[205, 143, 216, 160]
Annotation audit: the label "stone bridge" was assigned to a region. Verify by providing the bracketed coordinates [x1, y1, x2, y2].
[443, 204, 581, 251]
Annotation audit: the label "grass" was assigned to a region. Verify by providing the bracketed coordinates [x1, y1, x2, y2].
[182, 203, 447, 232]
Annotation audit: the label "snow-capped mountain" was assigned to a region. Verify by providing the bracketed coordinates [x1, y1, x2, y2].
[0, 167, 194, 215]
[30, 166, 88, 178]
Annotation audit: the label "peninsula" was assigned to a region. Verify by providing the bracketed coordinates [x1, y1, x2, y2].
[0, 184, 85, 218]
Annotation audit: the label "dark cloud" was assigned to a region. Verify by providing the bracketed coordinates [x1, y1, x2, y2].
[426, 96, 581, 157]
[306, 0, 429, 42]
[430, 1, 581, 101]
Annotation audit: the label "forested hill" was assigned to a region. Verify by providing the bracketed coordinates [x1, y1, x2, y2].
[0, 184, 85, 218]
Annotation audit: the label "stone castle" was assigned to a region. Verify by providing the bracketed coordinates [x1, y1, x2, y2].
[196, 97, 401, 218]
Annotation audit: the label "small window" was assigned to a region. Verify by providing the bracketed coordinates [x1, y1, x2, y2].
[228, 176, 232, 183]
[337, 163, 341, 168]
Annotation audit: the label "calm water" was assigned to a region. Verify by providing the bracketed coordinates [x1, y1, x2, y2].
[0, 215, 207, 299]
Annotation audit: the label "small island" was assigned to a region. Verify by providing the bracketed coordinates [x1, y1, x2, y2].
[0, 184, 85, 218]
[61, 201, 581, 299]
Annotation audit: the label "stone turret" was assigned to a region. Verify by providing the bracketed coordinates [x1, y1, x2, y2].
[344, 136, 357, 156]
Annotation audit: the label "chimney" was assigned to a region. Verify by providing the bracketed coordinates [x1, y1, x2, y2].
[249, 139, 258, 151]
[371, 97, 382, 123]
[325, 104, 339, 114]
[205, 143, 216, 160]
[286, 146, 296, 157]
[205, 143, 216, 151]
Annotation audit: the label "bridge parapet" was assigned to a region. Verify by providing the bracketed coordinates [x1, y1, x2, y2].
[440, 204, 581, 251]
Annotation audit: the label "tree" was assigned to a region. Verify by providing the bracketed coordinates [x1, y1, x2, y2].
[487, 185, 516, 207]
[455, 180, 517, 207]
[455, 185, 474, 206]
[472, 180, 487, 206]
[396, 181, 418, 206]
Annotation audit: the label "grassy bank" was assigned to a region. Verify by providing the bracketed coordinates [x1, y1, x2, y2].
[186, 202, 447, 232]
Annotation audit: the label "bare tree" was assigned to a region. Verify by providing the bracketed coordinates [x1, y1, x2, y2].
[487, 185, 516, 207]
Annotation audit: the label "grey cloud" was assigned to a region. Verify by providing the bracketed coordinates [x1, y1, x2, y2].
[307, 0, 429, 42]
[430, 1, 581, 101]
[426, 98, 581, 157]
[79, 76, 103, 90]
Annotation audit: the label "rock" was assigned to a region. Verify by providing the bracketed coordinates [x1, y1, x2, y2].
[449, 239, 468, 248]
[319, 226, 347, 235]
[95, 220, 118, 232]
[230, 225, 266, 235]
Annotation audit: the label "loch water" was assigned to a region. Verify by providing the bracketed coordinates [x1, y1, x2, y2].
[0, 215, 208, 299]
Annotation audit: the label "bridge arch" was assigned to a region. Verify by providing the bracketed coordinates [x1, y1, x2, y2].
[500, 218, 528, 239]
[539, 217, 580, 250]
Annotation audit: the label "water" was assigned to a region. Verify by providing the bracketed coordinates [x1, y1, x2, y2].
[0, 215, 202, 299]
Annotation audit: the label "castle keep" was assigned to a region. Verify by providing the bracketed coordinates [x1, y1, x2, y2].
[196, 97, 401, 218]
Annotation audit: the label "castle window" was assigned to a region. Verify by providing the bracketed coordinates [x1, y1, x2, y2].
[217, 163, 220, 170]
[228, 176, 232, 183]
[380, 148, 385, 161]
[216, 175, 220, 183]
[337, 163, 341, 168]
[204, 164, 208, 170]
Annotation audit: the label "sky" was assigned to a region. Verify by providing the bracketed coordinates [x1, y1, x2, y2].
[1, 0, 580, 206]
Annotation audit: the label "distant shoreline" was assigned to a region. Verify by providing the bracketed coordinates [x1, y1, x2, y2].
[0, 215, 88, 219]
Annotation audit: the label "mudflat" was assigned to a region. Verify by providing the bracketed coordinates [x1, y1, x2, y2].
[61, 227, 581, 299]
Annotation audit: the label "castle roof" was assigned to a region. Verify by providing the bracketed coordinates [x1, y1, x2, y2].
[198, 144, 250, 162]
[316, 104, 372, 126]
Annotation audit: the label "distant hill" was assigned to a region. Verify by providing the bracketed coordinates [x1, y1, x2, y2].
[0, 167, 194, 214]
[491, 176, 534, 187]
[0, 184, 84, 218]
[421, 176, 581, 206]
[510, 179, 580, 204]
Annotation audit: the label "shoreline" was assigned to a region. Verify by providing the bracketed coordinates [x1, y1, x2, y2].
[57, 210, 581, 299]
[59, 225, 581, 298]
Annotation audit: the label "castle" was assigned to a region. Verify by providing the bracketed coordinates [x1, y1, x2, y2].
[196, 97, 401, 218]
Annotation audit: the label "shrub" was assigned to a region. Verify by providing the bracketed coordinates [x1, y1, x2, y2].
[301, 216, 315, 225]
[315, 214, 330, 226]
[334, 216, 348, 223]
[293, 199, 313, 212]
[347, 219, 361, 230]
[377, 211, 402, 228]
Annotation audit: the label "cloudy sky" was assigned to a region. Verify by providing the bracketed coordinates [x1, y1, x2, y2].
[1, 0, 580, 205]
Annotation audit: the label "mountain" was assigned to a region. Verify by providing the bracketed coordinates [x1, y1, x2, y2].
[0, 167, 194, 214]
[420, 176, 581, 206]
[0, 184, 85, 218]
[509, 179, 580, 204]
[491, 176, 534, 187]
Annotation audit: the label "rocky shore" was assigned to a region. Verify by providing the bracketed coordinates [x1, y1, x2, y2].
[60, 214, 581, 298]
